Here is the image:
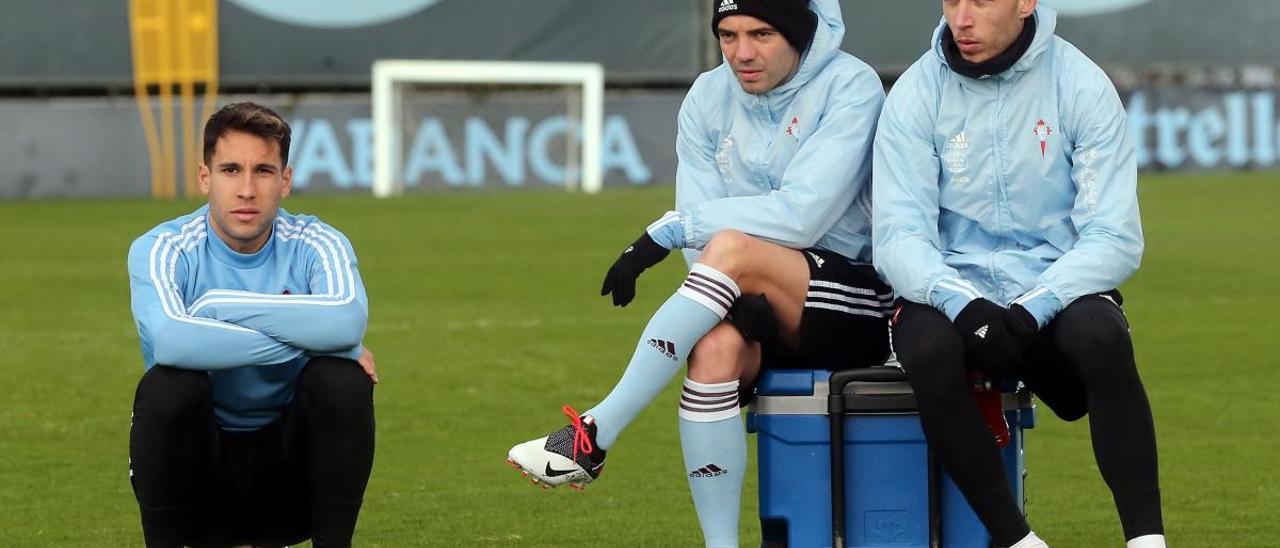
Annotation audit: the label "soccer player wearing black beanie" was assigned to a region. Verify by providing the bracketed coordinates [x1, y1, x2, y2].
[508, 1, 892, 547]
[711, 0, 819, 55]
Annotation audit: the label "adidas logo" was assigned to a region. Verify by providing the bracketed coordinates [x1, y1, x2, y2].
[807, 251, 825, 268]
[648, 338, 678, 361]
[943, 132, 970, 175]
[717, 0, 738, 12]
[974, 325, 989, 339]
[689, 463, 728, 478]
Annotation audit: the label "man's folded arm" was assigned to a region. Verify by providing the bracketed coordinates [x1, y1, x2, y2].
[187, 222, 369, 354]
[129, 234, 305, 370]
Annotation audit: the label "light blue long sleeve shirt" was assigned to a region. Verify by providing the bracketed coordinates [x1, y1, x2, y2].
[872, 6, 1143, 327]
[127, 205, 368, 430]
[674, 0, 884, 266]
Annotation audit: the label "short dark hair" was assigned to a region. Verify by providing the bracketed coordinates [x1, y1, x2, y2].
[202, 102, 292, 165]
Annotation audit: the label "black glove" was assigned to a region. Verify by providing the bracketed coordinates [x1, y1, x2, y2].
[1007, 303, 1038, 338]
[600, 232, 670, 307]
[729, 293, 779, 343]
[953, 299, 1037, 376]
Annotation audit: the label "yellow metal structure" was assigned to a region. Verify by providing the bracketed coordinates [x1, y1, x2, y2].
[129, 0, 219, 199]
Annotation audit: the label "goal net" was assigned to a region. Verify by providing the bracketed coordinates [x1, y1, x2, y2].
[371, 60, 604, 196]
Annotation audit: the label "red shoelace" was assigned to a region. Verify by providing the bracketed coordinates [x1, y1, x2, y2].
[562, 404, 595, 459]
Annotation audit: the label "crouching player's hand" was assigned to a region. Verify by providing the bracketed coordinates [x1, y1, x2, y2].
[600, 211, 683, 307]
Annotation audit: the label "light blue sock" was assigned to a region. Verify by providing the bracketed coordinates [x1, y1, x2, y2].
[585, 263, 740, 449]
[679, 378, 745, 548]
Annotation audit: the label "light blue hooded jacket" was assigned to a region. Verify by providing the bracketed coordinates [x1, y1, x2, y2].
[872, 6, 1142, 327]
[673, 0, 884, 265]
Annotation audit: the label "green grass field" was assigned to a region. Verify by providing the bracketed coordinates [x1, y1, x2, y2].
[0, 172, 1276, 546]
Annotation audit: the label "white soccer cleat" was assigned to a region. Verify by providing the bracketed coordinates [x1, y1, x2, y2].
[506, 406, 606, 489]
[1008, 531, 1049, 548]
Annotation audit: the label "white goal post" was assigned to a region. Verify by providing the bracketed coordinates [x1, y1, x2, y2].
[371, 60, 605, 196]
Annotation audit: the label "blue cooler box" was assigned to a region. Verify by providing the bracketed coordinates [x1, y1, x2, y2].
[745, 367, 1034, 548]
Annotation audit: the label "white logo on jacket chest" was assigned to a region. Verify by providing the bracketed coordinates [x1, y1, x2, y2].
[943, 132, 969, 174]
[716, 137, 735, 174]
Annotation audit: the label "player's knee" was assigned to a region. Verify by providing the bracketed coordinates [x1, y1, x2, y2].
[135, 366, 210, 421]
[1062, 320, 1131, 360]
[687, 330, 747, 384]
[1056, 296, 1128, 344]
[697, 230, 754, 274]
[299, 357, 373, 414]
[1056, 302, 1137, 386]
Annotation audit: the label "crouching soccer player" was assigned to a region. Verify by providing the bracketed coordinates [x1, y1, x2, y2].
[127, 102, 375, 547]
[873, 2, 1165, 547]
[508, 1, 889, 545]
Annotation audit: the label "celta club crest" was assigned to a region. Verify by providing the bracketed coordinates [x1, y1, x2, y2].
[1033, 119, 1053, 157]
[785, 116, 801, 140]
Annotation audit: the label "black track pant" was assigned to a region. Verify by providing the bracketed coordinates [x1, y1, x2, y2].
[129, 357, 375, 548]
[893, 295, 1162, 546]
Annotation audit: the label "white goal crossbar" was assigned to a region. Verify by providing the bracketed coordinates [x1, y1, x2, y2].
[371, 60, 605, 196]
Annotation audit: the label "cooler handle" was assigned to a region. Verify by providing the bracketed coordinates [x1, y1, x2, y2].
[827, 366, 941, 548]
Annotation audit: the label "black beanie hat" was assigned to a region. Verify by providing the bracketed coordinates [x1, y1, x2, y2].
[711, 0, 818, 54]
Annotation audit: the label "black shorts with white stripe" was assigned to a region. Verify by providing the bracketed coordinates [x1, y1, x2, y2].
[761, 248, 892, 371]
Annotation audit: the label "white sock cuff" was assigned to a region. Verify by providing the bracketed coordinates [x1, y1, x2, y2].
[679, 378, 741, 423]
[1127, 534, 1166, 548]
[676, 264, 741, 318]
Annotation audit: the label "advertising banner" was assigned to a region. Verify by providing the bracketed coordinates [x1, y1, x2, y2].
[0, 92, 682, 199]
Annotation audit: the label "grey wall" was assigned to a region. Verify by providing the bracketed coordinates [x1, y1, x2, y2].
[0, 1, 133, 89]
[0, 98, 152, 198]
[842, 0, 1280, 74]
[218, 0, 704, 87]
[11, 0, 1280, 91]
[0, 0, 704, 90]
